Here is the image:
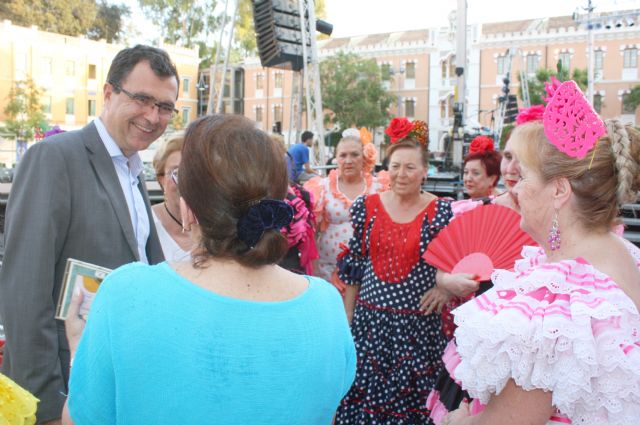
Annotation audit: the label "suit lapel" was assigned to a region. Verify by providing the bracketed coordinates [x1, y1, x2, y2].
[82, 122, 140, 260]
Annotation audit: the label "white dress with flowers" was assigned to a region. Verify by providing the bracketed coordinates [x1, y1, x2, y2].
[449, 239, 640, 424]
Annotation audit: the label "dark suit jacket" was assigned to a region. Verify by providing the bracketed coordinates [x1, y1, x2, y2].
[0, 122, 164, 421]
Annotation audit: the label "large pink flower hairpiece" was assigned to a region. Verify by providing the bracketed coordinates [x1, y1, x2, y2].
[542, 80, 606, 159]
[544, 76, 562, 103]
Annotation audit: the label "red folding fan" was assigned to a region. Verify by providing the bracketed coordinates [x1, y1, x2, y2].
[423, 203, 537, 280]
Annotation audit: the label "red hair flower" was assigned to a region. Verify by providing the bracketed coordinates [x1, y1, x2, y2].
[385, 117, 429, 147]
[516, 104, 545, 125]
[385, 117, 414, 143]
[469, 136, 494, 154]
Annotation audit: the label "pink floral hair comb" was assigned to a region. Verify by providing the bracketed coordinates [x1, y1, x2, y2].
[542, 80, 606, 159]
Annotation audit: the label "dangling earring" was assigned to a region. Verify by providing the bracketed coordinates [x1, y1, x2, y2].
[548, 209, 561, 251]
[420, 177, 426, 194]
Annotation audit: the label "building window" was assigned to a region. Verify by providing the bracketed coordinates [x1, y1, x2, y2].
[274, 73, 283, 89]
[441, 61, 447, 79]
[66, 98, 75, 115]
[88, 99, 97, 117]
[526, 54, 539, 74]
[622, 93, 636, 114]
[255, 106, 263, 123]
[42, 57, 53, 74]
[558, 52, 571, 72]
[497, 56, 507, 76]
[182, 77, 190, 95]
[449, 56, 456, 79]
[256, 74, 264, 90]
[88, 64, 97, 79]
[593, 93, 603, 113]
[594, 50, 604, 71]
[274, 105, 283, 123]
[440, 101, 446, 119]
[42, 96, 52, 114]
[623, 48, 638, 69]
[182, 107, 190, 126]
[66, 61, 75, 76]
[404, 99, 415, 118]
[448, 98, 454, 118]
[405, 62, 416, 80]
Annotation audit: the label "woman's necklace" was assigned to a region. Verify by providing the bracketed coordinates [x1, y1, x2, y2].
[164, 202, 182, 227]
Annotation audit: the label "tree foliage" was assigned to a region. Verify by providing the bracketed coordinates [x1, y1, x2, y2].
[320, 52, 395, 129]
[138, 0, 219, 49]
[0, 0, 97, 36]
[519, 62, 588, 105]
[3, 78, 46, 140]
[87, 1, 131, 43]
[627, 85, 640, 112]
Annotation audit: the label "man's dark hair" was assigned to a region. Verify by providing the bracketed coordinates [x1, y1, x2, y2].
[301, 131, 314, 143]
[106, 45, 180, 92]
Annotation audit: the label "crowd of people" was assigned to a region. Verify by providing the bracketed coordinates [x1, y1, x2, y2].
[0, 44, 639, 425]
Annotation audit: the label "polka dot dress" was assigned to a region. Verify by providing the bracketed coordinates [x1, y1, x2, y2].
[336, 194, 453, 425]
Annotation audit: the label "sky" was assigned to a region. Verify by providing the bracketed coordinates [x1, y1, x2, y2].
[324, 0, 638, 37]
[126, 0, 638, 44]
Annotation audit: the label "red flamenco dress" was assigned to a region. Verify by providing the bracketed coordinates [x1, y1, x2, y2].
[335, 194, 452, 425]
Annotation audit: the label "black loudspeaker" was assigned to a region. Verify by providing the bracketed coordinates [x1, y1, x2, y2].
[252, 0, 332, 71]
[503, 95, 519, 124]
[252, 0, 306, 71]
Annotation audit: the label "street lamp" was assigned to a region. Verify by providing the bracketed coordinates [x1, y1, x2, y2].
[389, 66, 405, 115]
[196, 75, 208, 117]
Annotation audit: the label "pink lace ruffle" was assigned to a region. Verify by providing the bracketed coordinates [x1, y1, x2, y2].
[452, 239, 640, 425]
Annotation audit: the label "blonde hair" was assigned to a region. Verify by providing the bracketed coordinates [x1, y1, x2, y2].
[510, 121, 640, 230]
[153, 132, 185, 177]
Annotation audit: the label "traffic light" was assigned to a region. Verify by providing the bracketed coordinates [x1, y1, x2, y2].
[252, 0, 333, 71]
[503, 95, 519, 124]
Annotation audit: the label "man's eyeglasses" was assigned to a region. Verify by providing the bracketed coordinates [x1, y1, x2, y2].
[110, 82, 178, 118]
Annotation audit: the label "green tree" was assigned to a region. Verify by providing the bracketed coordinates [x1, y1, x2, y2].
[519, 62, 588, 105]
[0, 0, 97, 36]
[3, 78, 46, 141]
[320, 52, 395, 129]
[138, 0, 218, 49]
[87, 1, 131, 43]
[626, 85, 640, 112]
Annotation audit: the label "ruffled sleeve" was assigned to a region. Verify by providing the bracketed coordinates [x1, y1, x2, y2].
[336, 196, 369, 285]
[373, 170, 390, 193]
[303, 176, 329, 232]
[452, 242, 640, 425]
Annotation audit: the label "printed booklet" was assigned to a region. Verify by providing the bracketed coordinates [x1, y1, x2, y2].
[56, 258, 111, 320]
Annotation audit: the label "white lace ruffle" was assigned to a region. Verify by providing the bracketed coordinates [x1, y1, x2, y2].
[453, 241, 640, 425]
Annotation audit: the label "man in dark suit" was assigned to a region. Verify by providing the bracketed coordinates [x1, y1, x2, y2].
[0, 45, 177, 423]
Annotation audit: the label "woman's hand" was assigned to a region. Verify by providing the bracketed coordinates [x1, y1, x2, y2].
[442, 400, 471, 425]
[436, 271, 480, 298]
[64, 286, 86, 358]
[419, 286, 452, 314]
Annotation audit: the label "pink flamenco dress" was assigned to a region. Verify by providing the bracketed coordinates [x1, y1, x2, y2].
[304, 169, 388, 294]
[427, 238, 640, 425]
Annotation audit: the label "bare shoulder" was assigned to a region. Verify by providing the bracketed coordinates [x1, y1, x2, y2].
[587, 236, 640, 308]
